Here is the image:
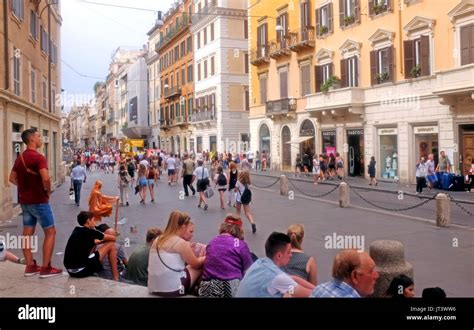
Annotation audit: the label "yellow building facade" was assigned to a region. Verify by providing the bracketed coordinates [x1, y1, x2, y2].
[249, 0, 474, 183]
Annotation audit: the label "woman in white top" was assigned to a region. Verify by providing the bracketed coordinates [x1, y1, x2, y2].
[148, 211, 205, 296]
[234, 170, 256, 234]
[193, 160, 210, 210]
[312, 156, 320, 185]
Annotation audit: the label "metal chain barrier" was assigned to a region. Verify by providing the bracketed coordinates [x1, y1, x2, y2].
[350, 186, 438, 212]
[288, 179, 340, 198]
[446, 193, 474, 217]
[251, 177, 281, 189]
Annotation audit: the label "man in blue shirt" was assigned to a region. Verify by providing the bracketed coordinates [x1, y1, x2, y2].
[236, 232, 314, 297]
[71, 160, 87, 206]
[311, 250, 379, 298]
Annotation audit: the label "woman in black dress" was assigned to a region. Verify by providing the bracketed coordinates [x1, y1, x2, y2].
[228, 161, 238, 207]
[368, 156, 378, 186]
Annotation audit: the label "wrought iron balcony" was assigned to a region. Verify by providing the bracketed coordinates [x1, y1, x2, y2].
[250, 45, 270, 66]
[190, 110, 216, 123]
[269, 37, 291, 59]
[265, 98, 295, 117]
[164, 86, 181, 99]
[155, 13, 190, 52]
[288, 27, 315, 51]
[191, 0, 217, 25]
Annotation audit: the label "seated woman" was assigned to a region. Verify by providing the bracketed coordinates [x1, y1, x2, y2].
[88, 180, 118, 223]
[148, 211, 205, 297]
[199, 214, 253, 298]
[281, 224, 317, 285]
[385, 274, 415, 298]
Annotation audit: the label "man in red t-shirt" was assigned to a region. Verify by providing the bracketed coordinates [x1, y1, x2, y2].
[9, 128, 62, 278]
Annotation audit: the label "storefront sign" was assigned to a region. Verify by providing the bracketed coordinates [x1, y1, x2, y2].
[414, 126, 438, 134]
[347, 129, 364, 136]
[322, 131, 336, 136]
[378, 128, 398, 135]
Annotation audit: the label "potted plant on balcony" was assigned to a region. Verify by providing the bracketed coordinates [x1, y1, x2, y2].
[319, 25, 329, 36]
[344, 15, 355, 26]
[321, 76, 341, 93]
[410, 65, 421, 78]
[373, 3, 388, 15]
[375, 71, 390, 84]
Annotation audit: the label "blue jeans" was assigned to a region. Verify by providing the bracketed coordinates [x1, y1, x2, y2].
[73, 179, 83, 205]
[21, 203, 55, 229]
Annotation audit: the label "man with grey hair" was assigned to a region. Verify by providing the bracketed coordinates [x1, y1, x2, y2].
[310, 250, 379, 298]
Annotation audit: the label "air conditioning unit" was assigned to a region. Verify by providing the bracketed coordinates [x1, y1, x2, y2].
[12, 132, 22, 142]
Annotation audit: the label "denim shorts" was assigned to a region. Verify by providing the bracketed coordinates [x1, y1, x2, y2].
[147, 179, 155, 186]
[21, 203, 55, 229]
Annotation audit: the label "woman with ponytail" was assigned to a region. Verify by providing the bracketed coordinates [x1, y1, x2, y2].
[281, 224, 318, 285]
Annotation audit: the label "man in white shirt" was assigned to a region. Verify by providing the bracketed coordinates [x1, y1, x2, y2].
[166, 155, 176, 185]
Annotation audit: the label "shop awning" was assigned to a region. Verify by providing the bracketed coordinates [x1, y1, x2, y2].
[286, 136, 313, 144]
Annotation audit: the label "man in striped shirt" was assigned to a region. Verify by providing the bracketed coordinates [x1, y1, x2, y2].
[311, 250, 379, 298]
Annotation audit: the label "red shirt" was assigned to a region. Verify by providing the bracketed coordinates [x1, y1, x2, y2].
[12, 149, 49, 205]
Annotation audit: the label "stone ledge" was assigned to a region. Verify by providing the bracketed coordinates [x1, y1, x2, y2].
[0, 261, 153, 298]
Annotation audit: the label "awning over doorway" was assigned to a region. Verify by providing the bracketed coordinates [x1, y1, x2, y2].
[286, 136, 313, 144]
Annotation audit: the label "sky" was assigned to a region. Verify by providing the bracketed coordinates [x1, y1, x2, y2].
[61, 0, 174, 104]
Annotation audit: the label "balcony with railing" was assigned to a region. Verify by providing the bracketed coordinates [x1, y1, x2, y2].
[164, 86, 182, 99]
[250, 45, 270, 66]
[191, 0, 217, 25]
[190, 110, 216, 123]
[107, 113, 115, 125]
[160, 119, 171, 129]
[155, 13, 191, 52]
[305, 87, 365, 115]
[269, 37, 292, 59]
[288, 27, 315, 51]
[265, 98, 296, 117]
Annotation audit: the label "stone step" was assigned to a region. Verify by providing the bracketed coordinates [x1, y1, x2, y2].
[0, 261, 152, 298]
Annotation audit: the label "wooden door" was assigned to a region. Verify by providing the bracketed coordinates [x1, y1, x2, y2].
[463, 134, 474, 175]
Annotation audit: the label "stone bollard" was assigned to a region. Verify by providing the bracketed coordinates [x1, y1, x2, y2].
[369, 240, 414, 297]
[280, 175, 289, 196]
[436, 193, 451, 227]
[339, 182, 350, 207]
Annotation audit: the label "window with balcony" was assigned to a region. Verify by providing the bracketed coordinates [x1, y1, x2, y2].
[316, 3, 333, 37]
[339, 0, 360, 28]
[256, 23, 269, 58]
[341, 56, 359, 87]
[279, 67, 288, 99]
[300, 0, 311, 29]
[369, 0, 391, 17]
[276, 13, 289, 46]
[13, 49, 21, 96]
[461, 24, 474, 65]
[30, 10, 38, 39]
[12, 0, 24, 20]
[370, 46, 394, 85]
[315, 63, 333, 92]
[259, 74, 267, 104]
[404, 35, 430, 78]
[300, 63, 311, 96]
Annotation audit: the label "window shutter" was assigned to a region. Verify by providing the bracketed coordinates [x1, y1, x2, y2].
[339, 0, 344, 28]
[328, 3, 334, 33]
[257, 25, 261, 49]
[368, 0, 374, 17]
[300, 2, 305, 29]
[315, 8, 320, 36]
[280, 71, 288, 99]
[329, 63, 334, 77]
[315, 65, 322, 92]
[355, 0, 360, 23]
[305, 2, 311, 27]
[260, 77, 267, 104]
[420, 35, 430, 76]
[404, 40, 414, 79]
[354, 57, 359, 87]
[388, 46, 395, 82]
[370, 50, 377, 85]
[460, 25, 471, 66]
[284, 13, 289, 36]
[301, 65, 310, 96]
[244, 20, 248, 39]
[340, 59, 347, 88]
